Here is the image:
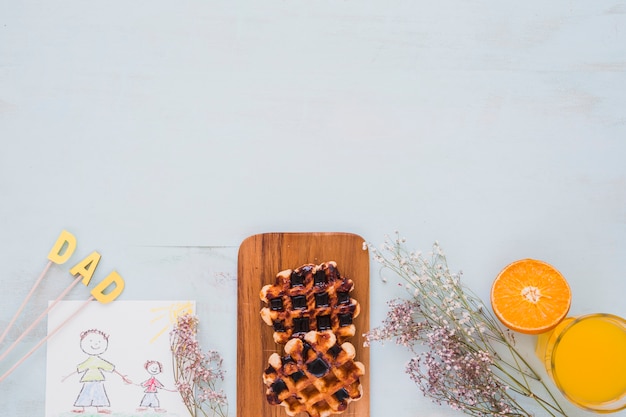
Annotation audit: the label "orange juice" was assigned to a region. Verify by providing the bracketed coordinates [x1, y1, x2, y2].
[536, 314, 626, 412]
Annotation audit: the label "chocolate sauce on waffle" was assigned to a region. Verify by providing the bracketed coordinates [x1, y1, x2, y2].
[260, 262, 365, 416]
[260, 261, 361, 344]
[262, 331, 365, 417]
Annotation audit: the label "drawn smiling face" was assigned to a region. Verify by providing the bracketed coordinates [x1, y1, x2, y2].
[147, 362, 162, 375]
[80, 331, 108, 356]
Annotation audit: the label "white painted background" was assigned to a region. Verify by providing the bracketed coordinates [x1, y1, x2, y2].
[1, 1, 625, 416]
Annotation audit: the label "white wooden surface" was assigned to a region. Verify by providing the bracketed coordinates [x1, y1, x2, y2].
[1, 1, 625, 416]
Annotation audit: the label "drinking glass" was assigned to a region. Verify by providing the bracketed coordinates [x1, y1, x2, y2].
[535, 313, 626, 413]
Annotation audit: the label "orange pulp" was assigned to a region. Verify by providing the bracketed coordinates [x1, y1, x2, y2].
[491, 259, 571, 334]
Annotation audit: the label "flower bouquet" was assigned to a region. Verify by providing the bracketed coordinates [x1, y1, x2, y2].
[365, 233, 566, 417]
[170, 314, 228, 417]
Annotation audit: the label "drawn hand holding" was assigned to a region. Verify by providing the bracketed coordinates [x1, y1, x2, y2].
[115, 370, 132, 384]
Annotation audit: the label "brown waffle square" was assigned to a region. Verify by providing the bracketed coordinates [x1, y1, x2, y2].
[260, 262, 361, 344]
[263, 330, 365, 417]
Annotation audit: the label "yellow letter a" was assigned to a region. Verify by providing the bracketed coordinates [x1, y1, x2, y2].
[69, 251, 102, 286]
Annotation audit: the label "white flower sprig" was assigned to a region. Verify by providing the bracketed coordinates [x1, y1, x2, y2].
[365, 233, 566, 417]
[170, 314, 228, 417]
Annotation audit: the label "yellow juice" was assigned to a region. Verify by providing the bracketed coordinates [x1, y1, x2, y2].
[536, 314, 626, 412]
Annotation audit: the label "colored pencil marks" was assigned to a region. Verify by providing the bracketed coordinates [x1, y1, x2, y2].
[148, 301, 194, 344]
[45, 301, 194, 417]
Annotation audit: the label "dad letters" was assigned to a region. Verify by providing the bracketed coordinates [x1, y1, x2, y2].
[47, 230, 125, 303]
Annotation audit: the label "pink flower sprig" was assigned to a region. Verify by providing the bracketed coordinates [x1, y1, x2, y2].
[170, 314, 228, 417]
[364, 233, 566, 417]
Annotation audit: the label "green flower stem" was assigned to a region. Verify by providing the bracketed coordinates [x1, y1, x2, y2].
[367, 235, 568, 417]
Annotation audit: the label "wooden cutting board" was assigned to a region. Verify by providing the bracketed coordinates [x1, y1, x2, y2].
[237, 232, 370, 417]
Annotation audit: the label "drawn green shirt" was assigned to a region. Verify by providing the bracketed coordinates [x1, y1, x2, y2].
[77, 356, 115, 382]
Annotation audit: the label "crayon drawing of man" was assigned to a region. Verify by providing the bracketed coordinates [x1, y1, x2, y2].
[62, 329, 131, 414]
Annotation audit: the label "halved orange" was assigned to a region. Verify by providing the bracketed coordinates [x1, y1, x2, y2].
[490, 259, 572, 334]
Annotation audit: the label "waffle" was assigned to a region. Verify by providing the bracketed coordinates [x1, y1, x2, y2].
[263, 330, 365, 417]
[260, 261, 360, 344]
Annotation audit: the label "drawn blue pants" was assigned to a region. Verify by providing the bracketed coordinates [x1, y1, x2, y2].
[140, 393, 160, 408]
[74, 381, 110, 407]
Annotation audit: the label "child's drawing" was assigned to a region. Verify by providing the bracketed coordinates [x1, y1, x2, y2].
[45, 300, 195, 417]
[137, 360, 174, 413]
[61, 329, 132, 414]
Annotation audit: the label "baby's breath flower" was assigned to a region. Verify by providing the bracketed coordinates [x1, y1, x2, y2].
[170, 314, 228, 417]
[364, 234, 566, 417]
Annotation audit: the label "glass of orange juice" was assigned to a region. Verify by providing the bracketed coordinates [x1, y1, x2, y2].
[536, 313, 626, 413]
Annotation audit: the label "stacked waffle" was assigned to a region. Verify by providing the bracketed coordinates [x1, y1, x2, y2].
[260, 261, 365, 417]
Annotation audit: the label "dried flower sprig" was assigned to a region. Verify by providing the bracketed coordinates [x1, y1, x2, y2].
[365, 233, 566, 417]
[170, 314, 228, 417]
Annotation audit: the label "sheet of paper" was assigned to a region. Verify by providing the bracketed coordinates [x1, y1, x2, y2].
[45, 300, 195, 417]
